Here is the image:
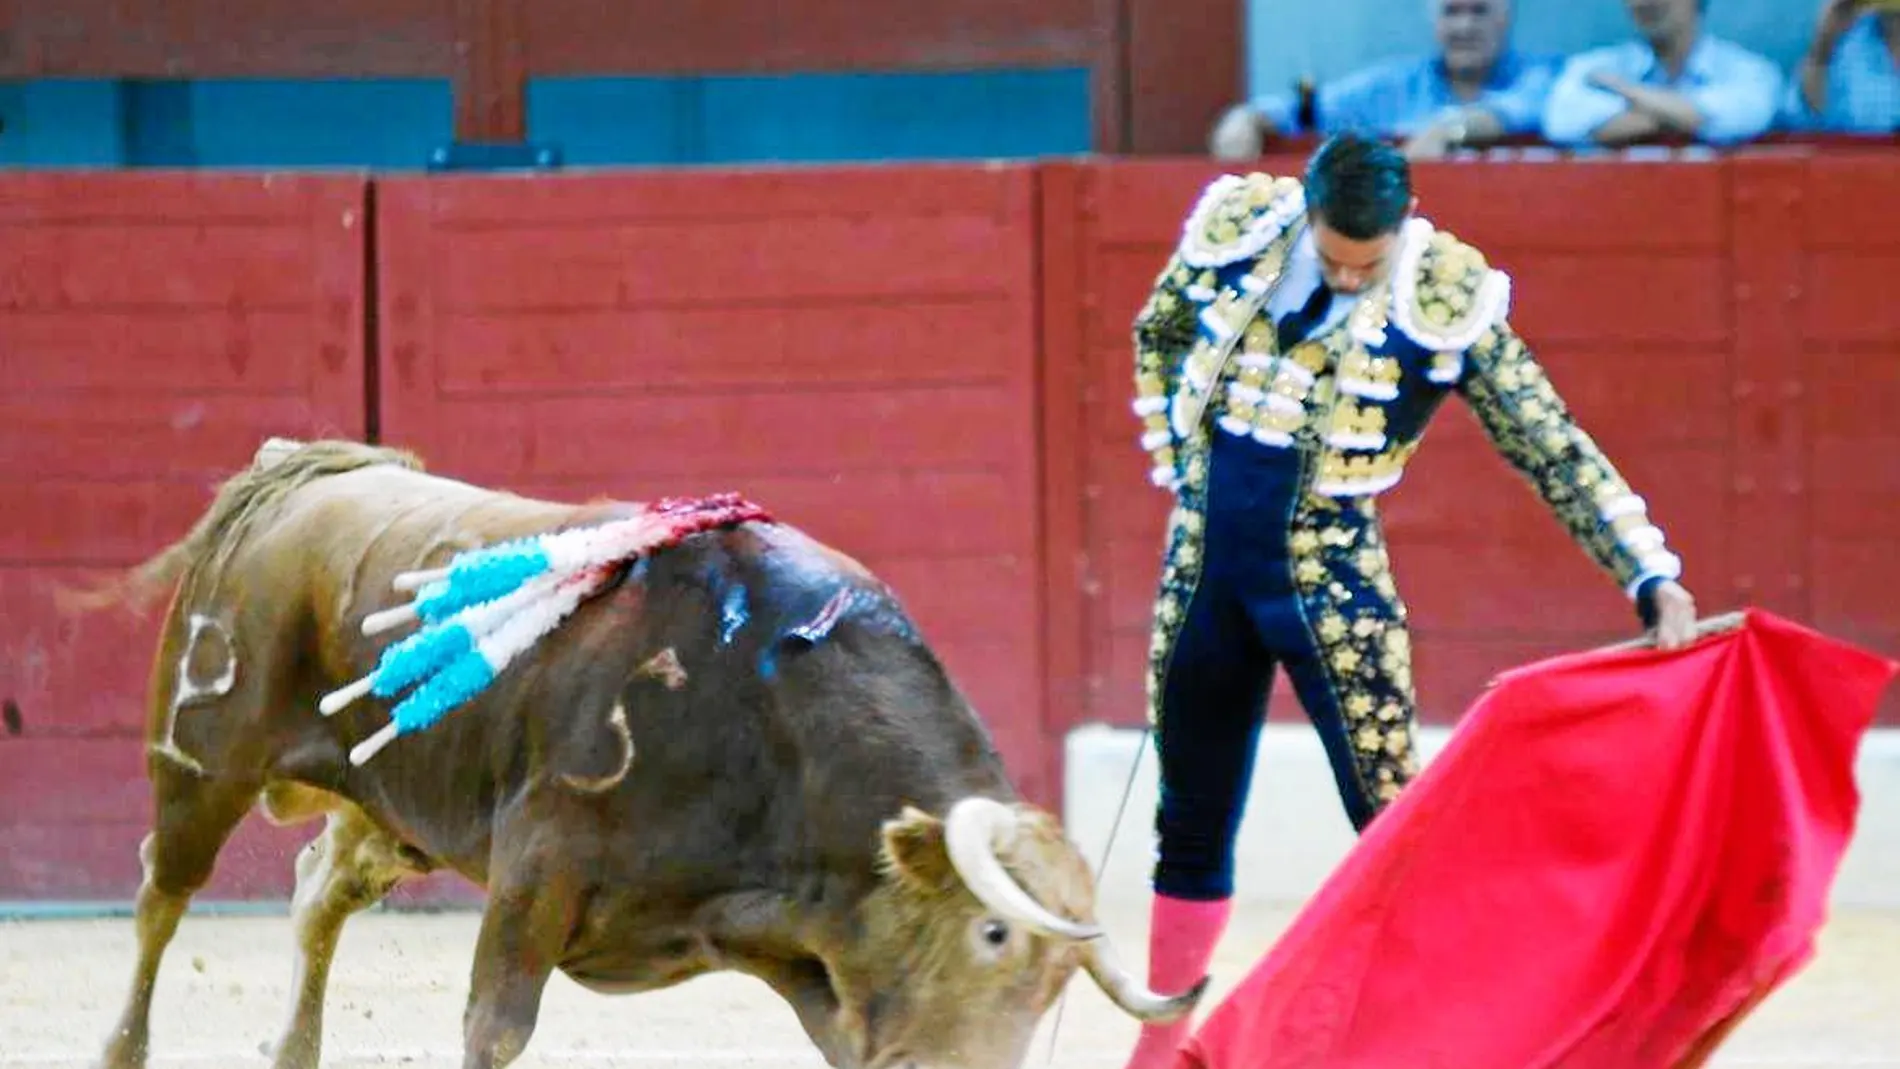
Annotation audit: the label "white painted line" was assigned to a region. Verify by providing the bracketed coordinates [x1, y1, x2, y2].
[4, 1054, 1896, 1068]
[2, 1052, 830, 1067]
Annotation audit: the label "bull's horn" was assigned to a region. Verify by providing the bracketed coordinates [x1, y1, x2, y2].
[1080, 930, 1210, 1023]
[942, 797, 1102, 942]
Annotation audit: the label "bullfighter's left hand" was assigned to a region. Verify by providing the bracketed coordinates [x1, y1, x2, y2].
[1650, 580, 1698, 651]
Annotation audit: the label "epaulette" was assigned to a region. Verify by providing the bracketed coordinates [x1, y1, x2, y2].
[1177, 172, 1306, 269]
[1388, 218, 1512, 353]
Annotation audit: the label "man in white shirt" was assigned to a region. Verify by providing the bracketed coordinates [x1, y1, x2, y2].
[1541, 0, 1784, 147]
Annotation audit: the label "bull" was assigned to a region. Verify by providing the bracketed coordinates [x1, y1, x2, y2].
[88, 437, 1203, 1069]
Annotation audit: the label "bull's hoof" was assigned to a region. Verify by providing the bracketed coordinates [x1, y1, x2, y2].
[263, 1031, 324, 1069]
[93, 1031, 149, 1069]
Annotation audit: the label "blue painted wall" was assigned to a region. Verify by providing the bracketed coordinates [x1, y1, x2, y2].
[530, 70, 1092, 166]
[0, 80, 130, 166]
[0, 69, 1090, 170]
[0, 0, 1817, 170]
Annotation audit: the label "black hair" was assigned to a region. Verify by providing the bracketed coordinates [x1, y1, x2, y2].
[1303, 132, 1413, 241]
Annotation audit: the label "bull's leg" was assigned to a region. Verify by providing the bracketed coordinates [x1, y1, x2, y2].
[459, 865, 571, 1069]
[267, 803, 420, 1069]
[96, 765, 259, 1069]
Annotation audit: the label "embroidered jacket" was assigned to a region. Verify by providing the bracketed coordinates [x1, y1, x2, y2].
[1130, 171, 1683, 599]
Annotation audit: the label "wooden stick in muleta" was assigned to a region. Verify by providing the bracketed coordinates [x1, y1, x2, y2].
[1596, 610, 1749, 654]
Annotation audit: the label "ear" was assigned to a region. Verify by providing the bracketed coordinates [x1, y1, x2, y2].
[878, 805, 957, 894]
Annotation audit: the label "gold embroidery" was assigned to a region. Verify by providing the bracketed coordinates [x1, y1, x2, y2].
[1287, 341, 1330, 376]
[1429, 351, 1462, 383]
[1131, 251, 1203, 483]
[1337, 349, 1402, 393]
[1267, 367, 1314, 402]
[1259, 406, 1305, 437]
[1314, 441, 1421, 493]
[1395, 224, 1508, 353]
[1184, 451, 1208, 485]
[1458, 324, 1682, 592]
[1206, 290, 1251, 335]
[1330, 399, 1389, 442]
[1240, 324, 1271, 355]
[1180, 173, 1305, 268]
[1286, 508, 1421, 818]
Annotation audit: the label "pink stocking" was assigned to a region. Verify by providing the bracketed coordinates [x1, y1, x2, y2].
[1119, 894, 1232, 1069]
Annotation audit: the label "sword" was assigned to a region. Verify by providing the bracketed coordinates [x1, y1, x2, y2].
[1044, 722, 1152, 1063]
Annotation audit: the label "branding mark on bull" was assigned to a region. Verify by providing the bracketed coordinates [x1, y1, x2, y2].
[154, 613, 237, 773]
[635, 648, 688, 690]
[557, 701, 636, 795]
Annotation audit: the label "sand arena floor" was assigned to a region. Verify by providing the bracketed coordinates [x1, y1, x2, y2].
[3, 901, 1898, 1068]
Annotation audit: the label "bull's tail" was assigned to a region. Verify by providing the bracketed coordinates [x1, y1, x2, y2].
[57, 436, 427, 616]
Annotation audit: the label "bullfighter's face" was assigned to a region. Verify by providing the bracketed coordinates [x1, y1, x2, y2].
[1312, 217, 1405, 296]
[805, 799, 1203, 1069]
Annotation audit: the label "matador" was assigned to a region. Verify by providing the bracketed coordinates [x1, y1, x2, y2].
[1117, 133, 1700, 1069]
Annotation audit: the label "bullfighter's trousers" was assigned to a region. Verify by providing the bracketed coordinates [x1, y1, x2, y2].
[1150, 429, 1423, 902]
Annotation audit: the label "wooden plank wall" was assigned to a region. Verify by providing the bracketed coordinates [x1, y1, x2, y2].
[2, 150, 1896, 902]
[1049, 150, 1900, 736]
[373, 164, 1056, 802]
[0, 174, 369, 899]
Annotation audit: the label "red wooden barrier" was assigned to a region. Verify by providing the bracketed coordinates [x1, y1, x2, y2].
[0, 173, 370, 900]
[373, 164, 1061, 820]
[1043, 149, 1900, 739]
[1796, 153, 1900, 671]
[2, 150, 1895, 904]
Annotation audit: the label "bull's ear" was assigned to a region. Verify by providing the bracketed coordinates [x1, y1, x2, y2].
[878, 805, 956, 894]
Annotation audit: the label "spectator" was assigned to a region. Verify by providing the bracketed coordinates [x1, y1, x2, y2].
[1541, 0, 1784, 148]
[1783, 0, 1899, 133]
[1208, 0, 1557, 160]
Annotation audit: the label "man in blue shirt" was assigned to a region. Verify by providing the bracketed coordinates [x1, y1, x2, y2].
[1541, 0, 1784, 147]
[1210, 0, 1558, 160]
[1784, 0, 1900, 133]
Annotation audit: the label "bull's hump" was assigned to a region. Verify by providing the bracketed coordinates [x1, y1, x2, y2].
[279, 466, 599, 603]
[745, 522, 876, 586]
[314, 465, 587, 538]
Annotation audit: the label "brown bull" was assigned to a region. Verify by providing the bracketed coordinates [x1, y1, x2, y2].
[91, 438, 1203, 1069]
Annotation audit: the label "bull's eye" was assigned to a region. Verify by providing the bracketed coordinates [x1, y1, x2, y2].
[968, 916, 1015, 959]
